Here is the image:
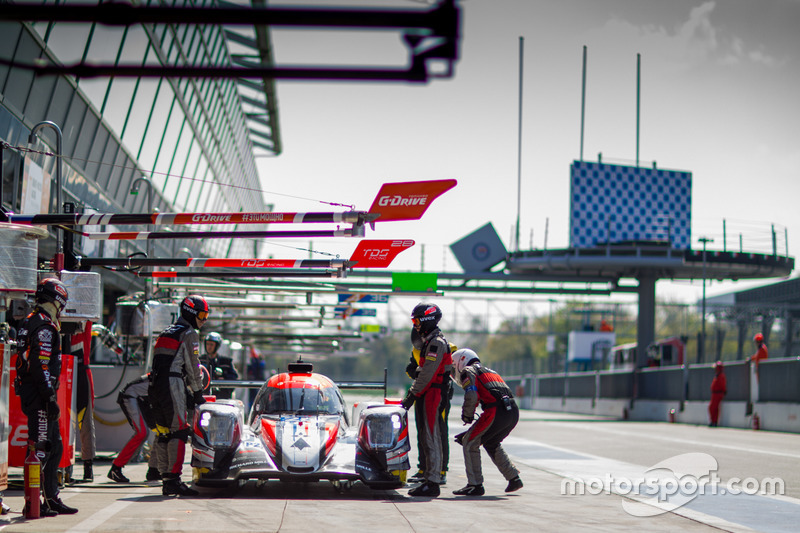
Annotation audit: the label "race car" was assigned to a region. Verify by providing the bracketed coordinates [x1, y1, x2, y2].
[190, 360, 410, 490]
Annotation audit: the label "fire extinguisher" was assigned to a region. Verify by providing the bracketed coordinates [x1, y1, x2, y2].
[24, 443, 41, 519]
[753, 412, 760, 430]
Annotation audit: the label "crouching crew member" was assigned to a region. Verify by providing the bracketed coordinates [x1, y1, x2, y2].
[148, 295, 209, 497]
[452, 349, 522, 496]
[108, 374, 161, 483]
[14, 278, 78, 516]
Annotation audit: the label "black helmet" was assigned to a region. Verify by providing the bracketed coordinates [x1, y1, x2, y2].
[180, 295, 210, 328]
[411, 303, 442, 334]
[205, 331, 223, 351]
[36, 278, 68, 312]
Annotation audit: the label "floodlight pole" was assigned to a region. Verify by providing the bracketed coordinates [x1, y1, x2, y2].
[515, 36, 524, 252]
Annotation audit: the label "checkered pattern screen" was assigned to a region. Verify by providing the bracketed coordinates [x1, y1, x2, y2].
[570, 161, 692, 249]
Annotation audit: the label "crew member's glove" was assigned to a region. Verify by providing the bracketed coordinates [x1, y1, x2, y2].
[454, 430, 468, 446]
[405, 361, 418, 379]
[46, 397, 60, 421]
[400, 391, 417, 410]
[461, 413, 474, 425]
[214, 367, 223, 377]
[193, 390, 207, 406]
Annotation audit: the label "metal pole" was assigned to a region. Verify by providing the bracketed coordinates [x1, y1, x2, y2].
[515, 36, 524, 252]
[131, 176, 154, 299]
[786, 227, 789, 258]
[580, 46, 587, 162]
[723, 219, 727, 253]
[544, 217, 549, 250]
[772, 224, 777, 257]
[698, 236, 713, 364]
[636, 53, 640, 167]
[28, 121, 64, 272]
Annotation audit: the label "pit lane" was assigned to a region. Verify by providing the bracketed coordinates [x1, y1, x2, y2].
[1, 401, 798, 532]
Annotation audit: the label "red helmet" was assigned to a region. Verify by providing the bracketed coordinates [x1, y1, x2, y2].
[754, 333, 764, 343]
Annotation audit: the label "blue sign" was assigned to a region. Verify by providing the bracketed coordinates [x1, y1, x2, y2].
[337, 293, 390, 304]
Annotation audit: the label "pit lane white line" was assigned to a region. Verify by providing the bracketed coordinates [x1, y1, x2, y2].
[64, 487, 152, 533]
[546, 422, 800, 460]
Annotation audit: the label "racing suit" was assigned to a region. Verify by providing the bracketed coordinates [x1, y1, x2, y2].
[114, 374, 154, 468]
[200, 353, 238, 399]
[14, 307, 64, 503]
[750, 343, 768, 365]
[458, 364, 520, 486]
[148, 317, 204, 479]
[708, 368, 727, 427]
[408, 347, 453, 479]
[407, 328, 452, 484]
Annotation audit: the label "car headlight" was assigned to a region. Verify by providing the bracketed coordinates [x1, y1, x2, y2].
[362, 414, 398, 450]
[200, 411, 240, 447]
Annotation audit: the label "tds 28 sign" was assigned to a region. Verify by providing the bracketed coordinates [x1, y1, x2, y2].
[360, 240, 414, 259]
[351, 239, 415, 268]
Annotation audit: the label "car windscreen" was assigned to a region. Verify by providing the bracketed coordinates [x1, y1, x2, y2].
[252, 382, 344, 417]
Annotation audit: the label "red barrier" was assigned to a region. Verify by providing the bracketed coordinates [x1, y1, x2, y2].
[0, 344, 10, 492]
[8, 353, 75, 469]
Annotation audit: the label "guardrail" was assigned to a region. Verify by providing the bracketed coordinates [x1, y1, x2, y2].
[504, 356, 800, 404]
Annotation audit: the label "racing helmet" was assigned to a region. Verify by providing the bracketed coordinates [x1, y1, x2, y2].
[205, 331, 223, 352]
[35, 278, 68, 313]
[180, 295, 210, 328]
[453, 348, 480, 380]
[754, 333, 764, 343]
[410, 303, 442, 334]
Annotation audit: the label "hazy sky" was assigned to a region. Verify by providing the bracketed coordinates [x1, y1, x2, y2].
[255, 0, 800, 316]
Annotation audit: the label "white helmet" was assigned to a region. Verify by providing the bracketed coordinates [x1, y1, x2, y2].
[453, 349, 480, 381]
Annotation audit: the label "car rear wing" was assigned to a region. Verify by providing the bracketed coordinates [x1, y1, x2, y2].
[208, 368, 389, 399]
[337, 369, 388, 399]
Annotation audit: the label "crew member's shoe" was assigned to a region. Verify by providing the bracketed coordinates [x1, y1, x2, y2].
[407, 470, 425, 484]
[108, 465, 130, 483]
[24, 502, 58, 517]
[505, 476, 523, 493]
[408, 481, 440, 498]
[46, 498, 79, 515]
[83, 460, 94, 482]
[453, 484, 485, 496]
[146, 467, 162, 482]
[162, 478, 199, 497]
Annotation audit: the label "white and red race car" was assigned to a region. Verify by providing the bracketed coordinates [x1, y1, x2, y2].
[191, 361, 410, 490]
